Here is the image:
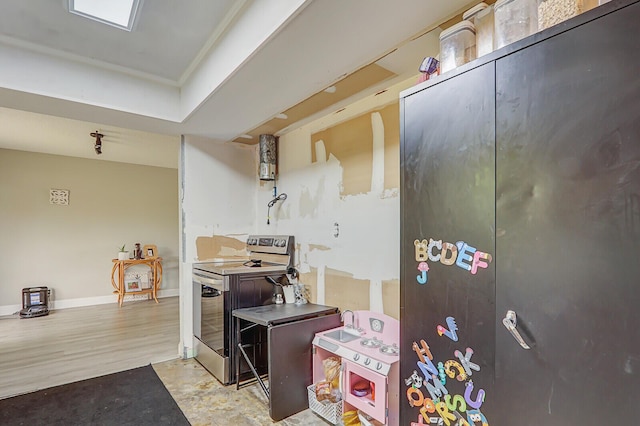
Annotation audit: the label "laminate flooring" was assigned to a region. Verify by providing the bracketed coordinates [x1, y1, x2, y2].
[0, 297, 180, 400]
[0, 297, 328, 425]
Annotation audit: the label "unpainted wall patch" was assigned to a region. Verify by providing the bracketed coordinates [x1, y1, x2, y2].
[311, 103, 399, 196]
[195, 235, 247, 260]
[299, 269, 318, 303]
[301, 267, 398, 318]
[382, 279, 400, 320]
[308, 244, 331, 251]
[324, 267, 370, 312]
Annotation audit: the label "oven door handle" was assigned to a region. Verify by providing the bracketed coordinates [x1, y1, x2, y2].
[193, 273, 228, 291]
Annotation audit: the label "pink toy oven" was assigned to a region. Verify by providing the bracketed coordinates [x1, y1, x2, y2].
[312, 310, 400, 425]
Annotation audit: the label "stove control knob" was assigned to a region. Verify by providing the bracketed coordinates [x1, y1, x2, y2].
[353, 354, 360, 361]
[364, 358, 371, 366]
[376, 362, 382, 370]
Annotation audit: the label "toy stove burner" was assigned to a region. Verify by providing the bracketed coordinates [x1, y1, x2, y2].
[360, 336, 383, 348]
[380, 343, 400, 356]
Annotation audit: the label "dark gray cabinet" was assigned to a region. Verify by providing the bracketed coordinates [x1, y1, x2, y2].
[400, 1, 640, 424]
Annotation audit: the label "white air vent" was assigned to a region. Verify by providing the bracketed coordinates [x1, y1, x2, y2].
[50, 189, 70, 206]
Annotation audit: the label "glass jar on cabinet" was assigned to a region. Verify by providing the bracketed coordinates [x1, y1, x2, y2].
[464, 3, 495, 58]
[494, 0, 538, 49]
[439, 20, 477, 74]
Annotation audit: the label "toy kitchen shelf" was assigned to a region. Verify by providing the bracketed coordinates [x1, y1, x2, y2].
[111, 257, 163, 307]
[311, 311, 400, 425]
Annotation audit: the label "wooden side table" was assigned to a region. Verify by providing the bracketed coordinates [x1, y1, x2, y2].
[110, 257, 163, 307]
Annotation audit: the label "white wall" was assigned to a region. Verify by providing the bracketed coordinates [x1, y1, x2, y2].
[0, 149, 179, 314]
[255, 82, 406, 316]
[179, 135, 256, 356]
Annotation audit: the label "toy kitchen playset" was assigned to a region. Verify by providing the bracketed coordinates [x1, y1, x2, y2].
[311, 310, 400, 425]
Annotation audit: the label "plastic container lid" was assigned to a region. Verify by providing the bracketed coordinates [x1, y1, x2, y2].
[439, 20, 476, 40]
[494, 0, 516, 9]
[463, 2, 489, 20]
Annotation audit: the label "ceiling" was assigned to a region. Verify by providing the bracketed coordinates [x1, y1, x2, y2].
[0, 0, 475, 164]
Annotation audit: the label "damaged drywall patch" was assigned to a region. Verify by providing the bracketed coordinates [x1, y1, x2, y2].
[311, 103, 399, 196]
[195, 235, 247, 260]
[315, 140, 327, 163]
[300, 267, 318, 303]
[324, 267, 371, 312]
[382, 279, 400, 320]
[299, 175, 327, 218]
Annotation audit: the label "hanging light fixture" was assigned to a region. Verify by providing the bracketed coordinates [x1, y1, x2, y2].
[91, 131, 103, 155]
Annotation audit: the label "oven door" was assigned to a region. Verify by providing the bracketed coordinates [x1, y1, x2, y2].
[193, 269, 230, 383]
[343, 359, 388, 424]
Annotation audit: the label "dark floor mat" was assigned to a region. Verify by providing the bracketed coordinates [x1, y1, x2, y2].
[0, 365, 191, 426]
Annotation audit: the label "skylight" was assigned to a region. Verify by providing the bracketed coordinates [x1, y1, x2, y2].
[69, 0, 142, 31]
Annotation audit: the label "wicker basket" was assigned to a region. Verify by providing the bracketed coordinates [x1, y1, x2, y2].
[307, 384, 342, 425]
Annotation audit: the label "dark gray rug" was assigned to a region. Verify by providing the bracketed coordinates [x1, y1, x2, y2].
[0, 365, 191, 426]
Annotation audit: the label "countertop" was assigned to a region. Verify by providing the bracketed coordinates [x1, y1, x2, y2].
[232, 303, 338, 326]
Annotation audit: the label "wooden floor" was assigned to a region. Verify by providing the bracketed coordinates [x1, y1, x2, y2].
[0, 296, 180, 400]
[0, 297, 330, 425]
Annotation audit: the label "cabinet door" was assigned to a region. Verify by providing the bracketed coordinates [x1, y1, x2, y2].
[233, 276, 273, 380]
[495, 3, 640, 423]
[400, 63, 496, 424]
[269, 313, 340, 422]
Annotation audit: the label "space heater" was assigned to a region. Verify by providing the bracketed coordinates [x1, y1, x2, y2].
[20, 287, 50, 318]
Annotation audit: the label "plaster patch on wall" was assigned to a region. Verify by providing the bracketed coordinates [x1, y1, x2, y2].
[300, 267, 318, 303]
[315, 140, 327, 163]
[297, 190, 399, 282]
[370, 112, 385, 195]
[195, 235, 247, 260]
[299, 188, 315, 218]
[379, 188, 400, 200]
[267, 201, 290, 223]
[316, 264, 326, 305]
[369, 278, 384, 313]
[299, 175, 326, 218]
[309, 244, 331, 251]
[311, 103, 399, 196]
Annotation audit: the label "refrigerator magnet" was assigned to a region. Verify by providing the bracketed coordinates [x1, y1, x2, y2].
[417, 262, 429, 284]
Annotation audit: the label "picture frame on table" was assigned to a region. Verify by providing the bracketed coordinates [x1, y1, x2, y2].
[143, 244, 157, 259]
[125, 277, 142, 292]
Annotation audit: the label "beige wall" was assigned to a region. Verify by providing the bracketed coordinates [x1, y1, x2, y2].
[0, 149, 179, 312]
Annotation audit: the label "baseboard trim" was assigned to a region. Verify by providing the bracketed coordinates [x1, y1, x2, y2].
[0, 288, 180, 316]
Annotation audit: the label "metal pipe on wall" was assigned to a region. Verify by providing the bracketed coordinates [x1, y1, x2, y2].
[259, 134, 277, 181]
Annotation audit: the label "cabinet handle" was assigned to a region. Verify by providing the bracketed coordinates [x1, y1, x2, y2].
[502, 310, 530, 350]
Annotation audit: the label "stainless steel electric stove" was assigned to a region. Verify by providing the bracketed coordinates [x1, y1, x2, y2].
[192, 235, 294, 385]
